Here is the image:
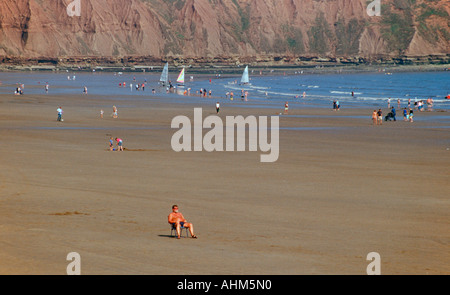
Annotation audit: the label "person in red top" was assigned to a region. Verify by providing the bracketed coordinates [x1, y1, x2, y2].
[168, 205, 197, 239]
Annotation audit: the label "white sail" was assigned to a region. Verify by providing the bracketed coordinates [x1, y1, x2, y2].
[160, 62, 169, 85]
[177, 67, 185, 85]
[240, 66, 250, 84]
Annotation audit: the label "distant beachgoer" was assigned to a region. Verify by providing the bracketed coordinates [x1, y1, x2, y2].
[112, 106, 118, 118]
[388, 98, 391, 108]
[408, 98, 411, 108]
[377, 109, 383, 125]
[397, 99, 401, 109]
[230, 92, 234, 100]
[333, 100, 337, 111]
[372, 110, 377, 125]
[109, 137, 114, 151]
[403, 108, 408, 121]
[100, 109, 104, 119]
[216, 102, 220, 114]
[284, 102, 289, 114]
[336, 100, 340, 111]
[57, 106, 63, 122]
[168, 205, 197, 239]
[115, 137, 123, 151]
[45, 84, 49, 93]
[83, 86, 87, 94]
[409, 109, 414, 122]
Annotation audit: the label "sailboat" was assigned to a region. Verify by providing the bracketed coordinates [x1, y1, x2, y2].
[240, 65, 250, 85]
[176, 67, 185, 87]
[159, 62, 169, 86]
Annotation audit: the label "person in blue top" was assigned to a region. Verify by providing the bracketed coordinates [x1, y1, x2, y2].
[403, 108, 408, 121]
[391, 106, 396, 121]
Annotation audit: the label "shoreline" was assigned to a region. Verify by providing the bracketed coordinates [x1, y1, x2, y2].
[0, 56, 449, 75]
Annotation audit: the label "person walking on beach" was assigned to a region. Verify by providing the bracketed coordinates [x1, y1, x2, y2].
[391, 106, 397, 121]
[168, 205, 197, 239]
[45, 84, 49, 94]
[216, 102, 220, 114]
[372, 110, 378, 125]
[115, 137, 123, 151]
[336, 100, 340, 111]
[388, 98, 391, 108]
[397, 99, 401, 109]
[83, 86, 87, 95]
[57, 106, 63, 122]
[284, 102, 289, 115]
[403, 108, 408, 121]
[377, 109, 383, 125]
[100, 109, 104, 119]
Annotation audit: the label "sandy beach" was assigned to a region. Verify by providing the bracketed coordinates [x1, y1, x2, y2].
[0, 92, 449, 275]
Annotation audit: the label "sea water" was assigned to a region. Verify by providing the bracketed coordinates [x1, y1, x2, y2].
[0, 69, 449, 110]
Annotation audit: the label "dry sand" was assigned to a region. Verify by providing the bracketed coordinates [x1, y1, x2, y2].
[0, 92, 449, 275]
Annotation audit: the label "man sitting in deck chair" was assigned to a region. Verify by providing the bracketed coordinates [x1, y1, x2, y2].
[168, 205, 197, 239]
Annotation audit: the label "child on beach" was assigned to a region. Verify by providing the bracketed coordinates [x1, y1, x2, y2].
[112, 106, 118, 118]
[57, 106, 63, 122]
[403, 108, 408, 121]
[372, 110, 377, 125]
[409, 109, 414, 122]
[284, 102, 289, 114]
[109, 137, 114, 151]
[115, 137, 123, 151]
[100, 109, 104, 118]
[216, 102, 220, 114]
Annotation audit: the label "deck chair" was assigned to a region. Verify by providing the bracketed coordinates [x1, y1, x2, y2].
[170, 223, 190, 238]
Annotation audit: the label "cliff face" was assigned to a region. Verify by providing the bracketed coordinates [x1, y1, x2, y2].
[0, 0, 448, 61]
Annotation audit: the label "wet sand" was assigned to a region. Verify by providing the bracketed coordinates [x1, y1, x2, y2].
[0, 93, 449, 274]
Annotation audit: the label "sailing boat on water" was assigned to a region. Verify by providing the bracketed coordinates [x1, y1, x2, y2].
[176, 67, 185, 87]
[159, 62, 169, 86]
[240, 65, 250, 85]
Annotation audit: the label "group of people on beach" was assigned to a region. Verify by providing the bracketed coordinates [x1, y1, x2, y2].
[333, 100, 340, 111]
[109, 137, 123, 151]
[15, 84, 24, 95]
[372, 106, 414, 125]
